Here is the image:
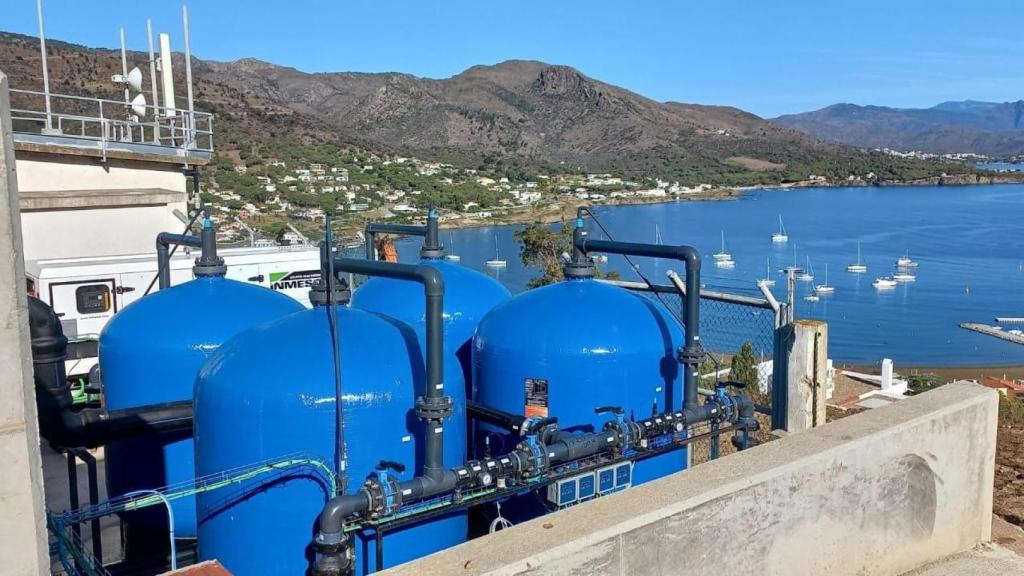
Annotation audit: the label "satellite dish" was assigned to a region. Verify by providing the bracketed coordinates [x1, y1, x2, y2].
[127, 67, 144, 92]
[130, 93, 148, 118]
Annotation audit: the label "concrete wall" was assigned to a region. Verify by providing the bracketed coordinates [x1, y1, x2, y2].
[383, 381, 997, 576]
[15, 142, 188, 261]
[15, 153, 186, 194]
[21, 203, 188, 261]
[0, 70, 50, 575]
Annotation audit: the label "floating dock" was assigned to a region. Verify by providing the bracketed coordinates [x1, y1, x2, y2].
[995, 317, 1024, 324]
[960, 323, 1024, 345]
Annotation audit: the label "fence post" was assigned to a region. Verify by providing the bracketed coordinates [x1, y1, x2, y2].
[775, 320, 829, 432]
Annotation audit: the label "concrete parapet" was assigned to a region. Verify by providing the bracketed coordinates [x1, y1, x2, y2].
[382, 381, 997, 576]
[0, 69, 49, 574]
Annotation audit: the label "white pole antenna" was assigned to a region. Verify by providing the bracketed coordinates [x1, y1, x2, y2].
[146, 20, 159, 113]
[119, 28, 129, 105]
[182, 4, 196, 149]
[35, 0, 54, 132]
[159, 33, 176, 117]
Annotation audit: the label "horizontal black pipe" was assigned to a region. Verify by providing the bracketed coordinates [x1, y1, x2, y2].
[364, 208, 441, 260]
[466, 400, 525, 433]
[28, 296, 193, 448]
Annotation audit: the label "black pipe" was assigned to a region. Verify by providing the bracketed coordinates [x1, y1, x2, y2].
[312, 397, 745, 574]
[467, 400, 525, 433]
[156, 233, 200, 289]
[327, 257, 451, 479]
[572, 210, 704, 411]
[28, 296, 193, 448]
[364, 208, 442, 260]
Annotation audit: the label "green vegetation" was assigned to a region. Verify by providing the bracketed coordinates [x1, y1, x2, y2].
[999, 395, 1024, 426]
[514, 222, 619, 288]
[730, 342, 758, 389]
[906, 374, 943, 396]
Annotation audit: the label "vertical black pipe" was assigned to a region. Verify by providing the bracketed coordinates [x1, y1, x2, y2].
[572, 235, 703, 410]
[327, 257, 449, 478]
[155, 233, 201, 289]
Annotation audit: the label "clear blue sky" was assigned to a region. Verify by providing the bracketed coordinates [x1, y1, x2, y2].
[3, 0, 1022, 117]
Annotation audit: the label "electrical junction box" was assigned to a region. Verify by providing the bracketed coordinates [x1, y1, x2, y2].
[597, 462, 633, 495]
[577, 472, 596, 501]
[547, 477, 578, 506]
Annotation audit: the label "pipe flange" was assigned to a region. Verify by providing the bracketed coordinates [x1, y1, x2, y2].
[563, 260, 596, 279]
[309, 278, 352, 307]
[677, 346, 706, 365]
[415, 395, 453, 420]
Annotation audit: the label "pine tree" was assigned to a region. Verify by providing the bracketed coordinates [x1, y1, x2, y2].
[730, 341, 758, 389]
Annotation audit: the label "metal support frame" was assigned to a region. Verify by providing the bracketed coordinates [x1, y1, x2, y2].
[66, 448, 103, 563]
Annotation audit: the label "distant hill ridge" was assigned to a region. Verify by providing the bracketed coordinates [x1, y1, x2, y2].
[0, 31, 966, 184]
[773, 100, 1024, 156]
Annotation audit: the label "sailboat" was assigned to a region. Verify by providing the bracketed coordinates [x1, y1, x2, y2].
[758, 257, 776, 287]
[797, 256, 814, 282]
[803, 288, 820, 303]
[782, 242, 798, 274]
[814, 264, 835, 294]
[485, 236, 506, 267]
[443, 232, 461, 262]
[771, 215, 789, 243]
[847, 242, 867, 273]
[896, 250, 918, 268]
[893, 269, 916, 282]
[713, 231, 732, 262]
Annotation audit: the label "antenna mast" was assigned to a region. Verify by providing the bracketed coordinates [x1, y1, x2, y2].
[35, 0, 55, 133]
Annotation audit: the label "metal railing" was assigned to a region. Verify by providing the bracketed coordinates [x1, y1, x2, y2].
[9, 89, 213, 161]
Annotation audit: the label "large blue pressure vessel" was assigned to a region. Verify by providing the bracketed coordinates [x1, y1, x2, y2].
[194, 304, 467, 575]
[473, 276, 685, 518]
[100, 275, 304, 540]
[352, 258, 511, 396]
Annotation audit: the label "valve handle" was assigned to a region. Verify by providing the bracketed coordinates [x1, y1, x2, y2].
[376, 460, 406, 473]
[716, 380, 747, 390]
[595, 405, 624, 416]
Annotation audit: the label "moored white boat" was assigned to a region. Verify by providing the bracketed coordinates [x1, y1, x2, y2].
[771, 215, 789, 243]
[847, 241, 867, 273]
[814, 264, 835, 294]
[873, 276, 898, 289]
[713, 230, 732, 262]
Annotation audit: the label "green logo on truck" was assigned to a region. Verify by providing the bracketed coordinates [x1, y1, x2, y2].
[269, 270, 320, 291]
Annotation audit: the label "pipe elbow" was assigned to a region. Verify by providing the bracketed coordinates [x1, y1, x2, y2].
[319, 492, 371, 533]
[674, 245, 701, 269]
[416, 264, 445, 297]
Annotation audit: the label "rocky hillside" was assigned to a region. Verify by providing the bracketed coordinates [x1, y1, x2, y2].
[773, 101, 1024, 156]
[0, 32, 967, 184]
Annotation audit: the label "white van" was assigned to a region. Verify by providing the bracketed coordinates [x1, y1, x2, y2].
[26, 245, 323, 378]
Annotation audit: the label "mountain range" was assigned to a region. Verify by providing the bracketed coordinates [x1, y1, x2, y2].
[0, 32, 968, 184]
[772, 101, 1024, 157]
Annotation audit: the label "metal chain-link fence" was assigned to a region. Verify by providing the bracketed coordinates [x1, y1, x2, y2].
[599, 278, 781, 407]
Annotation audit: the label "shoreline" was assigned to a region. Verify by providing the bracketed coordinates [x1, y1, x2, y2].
[839, 363, 1024, 381]
[434, 173, 1024, 232]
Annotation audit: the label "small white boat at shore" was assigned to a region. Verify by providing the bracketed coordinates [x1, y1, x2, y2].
[847, 241, 867, 273]
[873, 276, 898, 289]
[771, 215, 789, 243]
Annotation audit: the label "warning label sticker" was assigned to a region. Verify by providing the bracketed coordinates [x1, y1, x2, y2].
[524, 378, 549, 418]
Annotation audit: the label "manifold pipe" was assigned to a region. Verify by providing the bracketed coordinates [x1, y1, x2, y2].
[326, 256, 449, 478]
[363, 208, 442, 260]
[573, 229, 703, 411]
[156, 232, 201, 289]
[28, 296, 193, 448]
